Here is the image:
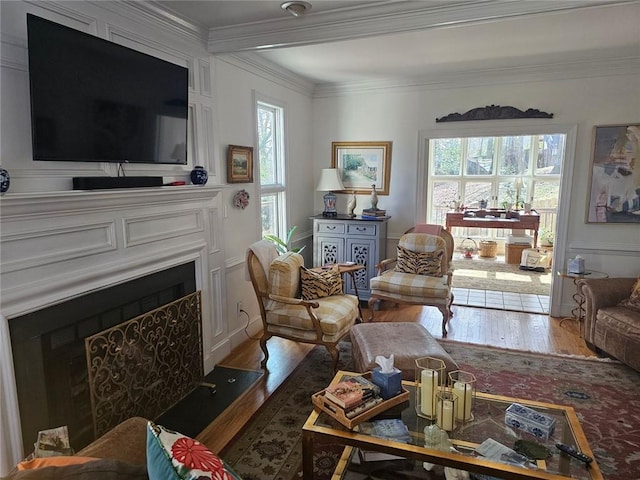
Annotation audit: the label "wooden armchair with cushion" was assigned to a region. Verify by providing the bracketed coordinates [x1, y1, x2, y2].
[367, 227, 454, 336]
[247, 240, 360, 370]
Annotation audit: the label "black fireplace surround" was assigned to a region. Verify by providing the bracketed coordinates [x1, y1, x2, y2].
[9, 262, 196, 454]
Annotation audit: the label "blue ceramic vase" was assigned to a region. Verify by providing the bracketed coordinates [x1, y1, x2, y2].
[190, 166, 208, 185]
[0, 168, 9, 195]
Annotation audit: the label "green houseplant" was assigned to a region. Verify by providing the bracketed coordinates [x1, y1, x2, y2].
[264, 226, 305, 254]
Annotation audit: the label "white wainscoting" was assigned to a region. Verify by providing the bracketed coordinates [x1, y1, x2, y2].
[0, 186, 227, 468]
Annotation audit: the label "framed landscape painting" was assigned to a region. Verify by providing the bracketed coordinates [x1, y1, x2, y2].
[331, 141, 392, 195]
[227, 145, 253, 183]
[586, 124, 640, 223]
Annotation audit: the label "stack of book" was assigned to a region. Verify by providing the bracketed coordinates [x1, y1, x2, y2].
[361, 208, 387, 219]
[324, 376, 383, 419]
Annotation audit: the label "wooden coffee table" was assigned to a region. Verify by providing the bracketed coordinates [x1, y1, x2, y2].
[303, 371, 603, 480]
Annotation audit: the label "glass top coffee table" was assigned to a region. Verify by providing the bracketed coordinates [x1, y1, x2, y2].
[302, 371, 602, 480]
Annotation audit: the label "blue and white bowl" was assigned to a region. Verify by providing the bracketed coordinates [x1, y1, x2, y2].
[0, 168, 9, 195]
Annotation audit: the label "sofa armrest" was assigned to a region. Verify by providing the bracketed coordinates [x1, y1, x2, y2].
[577, 277, 636, 342]
[76, 417, 149, 466]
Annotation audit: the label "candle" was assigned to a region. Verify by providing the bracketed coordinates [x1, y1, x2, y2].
[453, 381, 473, 421]
[436, 399, 455, 431]
[420, 369, 437, 416]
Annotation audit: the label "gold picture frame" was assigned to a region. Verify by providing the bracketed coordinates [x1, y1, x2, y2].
[331, 141, 392, 195]
[227, 145, 254, 183]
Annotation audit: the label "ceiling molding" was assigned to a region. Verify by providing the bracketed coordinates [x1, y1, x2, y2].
[311, 55, 640, 98]
[107, 0, 209, 45]
[205, 0, 635, 53]
[219, 53, 315, 97]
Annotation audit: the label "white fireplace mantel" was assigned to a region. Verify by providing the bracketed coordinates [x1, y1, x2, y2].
[0, 185, 227, 472]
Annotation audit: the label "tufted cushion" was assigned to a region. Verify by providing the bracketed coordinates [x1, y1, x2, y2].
[300, 265, 343, 300]
[268, 252, 304, 299]
[618, 277, 640, 312]
[395, 245, 443, 276]
[266, 294, 358, 338]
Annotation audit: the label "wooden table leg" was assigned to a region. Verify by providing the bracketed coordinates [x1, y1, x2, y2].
[302, 430, 314, 479]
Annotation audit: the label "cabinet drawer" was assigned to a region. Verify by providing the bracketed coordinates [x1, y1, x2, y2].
[347, 223, 377, 236]
[316, 222, 345, 234]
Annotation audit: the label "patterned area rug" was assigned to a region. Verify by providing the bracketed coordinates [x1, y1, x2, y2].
[451, 256, 551, 295]
[221, 340, 640, 480]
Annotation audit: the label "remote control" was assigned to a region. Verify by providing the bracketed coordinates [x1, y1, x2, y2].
[556, 443, 593, 464]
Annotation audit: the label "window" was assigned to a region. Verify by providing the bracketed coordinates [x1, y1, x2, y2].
[428, 134, 565, 237]
[257, 100, 287, 239]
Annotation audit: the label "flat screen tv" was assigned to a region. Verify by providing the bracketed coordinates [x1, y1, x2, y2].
[27, 14, 188, 165]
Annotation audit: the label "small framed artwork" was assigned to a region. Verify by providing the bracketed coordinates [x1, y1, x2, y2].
[227, 145, 254, 183]
[331, 141, 392, 195]
[586, 124, 640, 223]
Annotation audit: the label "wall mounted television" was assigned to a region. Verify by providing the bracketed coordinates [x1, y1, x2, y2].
[27, 14, 188, 165]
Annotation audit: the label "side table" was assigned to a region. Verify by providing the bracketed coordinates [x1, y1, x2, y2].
[556, 269, 609, 335]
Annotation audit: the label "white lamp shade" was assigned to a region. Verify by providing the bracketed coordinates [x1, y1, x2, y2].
[316, 168, 345, 192]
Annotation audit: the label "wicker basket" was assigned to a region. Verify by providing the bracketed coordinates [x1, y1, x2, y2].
[479, 240, 497, 258]
[459, 238, 478, 258]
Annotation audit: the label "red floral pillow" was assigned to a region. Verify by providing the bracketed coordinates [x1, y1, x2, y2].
[146, 421, 240, 480]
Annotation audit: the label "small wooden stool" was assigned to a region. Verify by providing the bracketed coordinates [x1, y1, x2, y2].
[350, 322, 458, 381]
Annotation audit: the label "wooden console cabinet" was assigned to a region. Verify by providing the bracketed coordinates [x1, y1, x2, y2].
[312, 215, 389, 301]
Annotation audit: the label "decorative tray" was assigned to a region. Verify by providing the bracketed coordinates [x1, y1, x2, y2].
[311, 373, 410, 430]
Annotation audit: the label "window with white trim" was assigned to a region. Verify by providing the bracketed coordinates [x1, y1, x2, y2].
[257, 100, 287, 239]
[428, 134, 565, 237]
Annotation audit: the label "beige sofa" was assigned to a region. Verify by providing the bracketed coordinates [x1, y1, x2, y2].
[578, 277, 639, 372]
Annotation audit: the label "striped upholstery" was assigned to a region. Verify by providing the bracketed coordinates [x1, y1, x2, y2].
[269, 252, 303, 299]
[266, 294, 359, 339]
[367, 229, 453, 336]
[246, 240, 360, 370]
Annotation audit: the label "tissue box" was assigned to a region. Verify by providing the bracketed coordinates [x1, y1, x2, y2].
[371, 367, 402, 400]
[567, 257, 585, 274]
[505, 403, 556, 440]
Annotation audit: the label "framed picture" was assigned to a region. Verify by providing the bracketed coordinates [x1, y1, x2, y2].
[227, 145, 254, 183]
[586, 124, 640, 223]
[331, 141, 392, 195]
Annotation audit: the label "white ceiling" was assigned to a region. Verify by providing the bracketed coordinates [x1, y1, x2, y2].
[152, 0, 640, 85]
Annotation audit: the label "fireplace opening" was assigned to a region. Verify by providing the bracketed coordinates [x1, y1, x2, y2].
[9, 262, 196, 455]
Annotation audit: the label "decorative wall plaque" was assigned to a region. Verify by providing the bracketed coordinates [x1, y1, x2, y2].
[436, 105, 553, 123]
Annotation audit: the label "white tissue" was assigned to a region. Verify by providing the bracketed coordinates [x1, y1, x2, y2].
[375, 354, 395, 374]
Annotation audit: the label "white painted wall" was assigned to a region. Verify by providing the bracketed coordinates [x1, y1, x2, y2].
[312, 74, 640, 315]
[212, 55, 314, 349]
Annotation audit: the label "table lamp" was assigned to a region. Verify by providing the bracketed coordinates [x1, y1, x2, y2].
[316, 168, 345, 217]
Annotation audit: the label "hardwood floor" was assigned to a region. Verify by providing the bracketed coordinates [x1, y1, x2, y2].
[197, 304, 595, 453]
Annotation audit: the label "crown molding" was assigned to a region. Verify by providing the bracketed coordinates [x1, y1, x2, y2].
[312, 55, 640, 97]
[100, 0, 208, 46]
[205, 0, 635, 53]
[219, 53, 315, 97]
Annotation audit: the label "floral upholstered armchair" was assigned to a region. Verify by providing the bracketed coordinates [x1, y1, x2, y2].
[367, 228, 454, 336]
[246, 240, 360, 370]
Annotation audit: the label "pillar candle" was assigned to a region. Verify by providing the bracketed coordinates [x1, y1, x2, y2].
[453, 381, 473, 421]
[436, 399, 455, 431]
[420, 369, 437, 416]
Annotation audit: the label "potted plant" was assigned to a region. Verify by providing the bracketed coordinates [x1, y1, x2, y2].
[264, 226, 306, 254]
[540, 228, 555, 247]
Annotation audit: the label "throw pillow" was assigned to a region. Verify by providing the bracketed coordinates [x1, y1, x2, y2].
[146, 421, 241, 480]
[17, 457, 98, 470]
[300, 265, 343, 300]
[394, 245, 443, 276]
[619, 277, 640, 312]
